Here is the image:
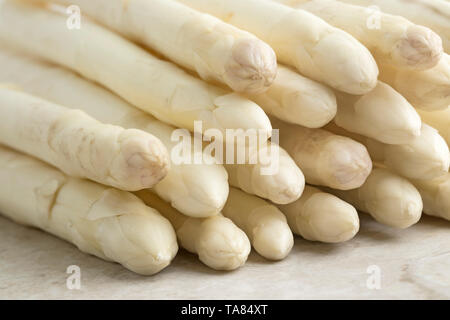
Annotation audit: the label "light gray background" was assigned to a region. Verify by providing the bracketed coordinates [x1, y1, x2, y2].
[0, 214, 449, 299]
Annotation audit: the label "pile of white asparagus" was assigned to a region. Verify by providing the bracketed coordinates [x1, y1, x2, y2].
[0, 0, 449, 275]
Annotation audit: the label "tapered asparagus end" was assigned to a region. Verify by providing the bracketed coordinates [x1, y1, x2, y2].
[196, 216, 251, 271]
[112, 129, 170, 191]
[212, 93, 272, 138]
[426, 129, 450, 175]
[171, 160, 229, 218]
[225, 38, 277, 94]
[387, 124, 450, 180]
[282, 83, 337, 128]
[320, 137, 372, 190]
[254, 166, 305, 205]
[95, 191, 178, 275]
[396, 25, 443, 70]
[251, 146, 304, 204]
[433, 177, 450, 220]
[413, 125, 450, 179]
[372, 198, 423, 229]
[347, 81, 422, 144]
[367, 169, 423, 229]
[314, 32, 379, 95]
[299, 193, 360, 243]
[252, 220, 294, 261]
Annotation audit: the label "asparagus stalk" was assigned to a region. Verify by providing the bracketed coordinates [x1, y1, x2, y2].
[0, 48, 229, 218]
[277, 186, 359, 243]
[365, 125, 450, 181]
[326, 123, 450, 181]
[43, 0, 277, 94]
[176, 0, 379, 95]
[0, 145, 178, 275]
[225, 142, 305, 204]
[222, 188, 294, 260]
[246, 65, 337, 128]
[417, 107, 450, 146]
[379, 54, 450, 111]
[136, 190, 251, 271]
[410, 174, 450, 221]
[273, 0, 443, 70]
[0, 0, 272, 141]
[334, 81, 422, 145]
[337, 0, 450, 52]
[0, 86, 170, 191]
[326, 168, 423, 229]
[272, 118, 372, 190]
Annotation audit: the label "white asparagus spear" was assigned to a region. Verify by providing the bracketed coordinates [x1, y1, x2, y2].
[44, 0, 277, 94]
[337, 0, 450, 53]
[136, 190, 251, 270]
[176, 0, 379, 95]
[417, 108, 450, 146]
[0, 87, 170, 192]
[225, 142, 305, 204]
[222, 188, 294, 260]
[277, 186, 359, 243]
[326, 123, 450, 181]
[365, 125, 450, 181]
[0, 145, 178, 275]
[334, 81, 422, 145]
[379, 54, 450, 111]
[272, 118, 372, 190]
[410, 174, 450, 221]
[0, 48, 229, 218]
[273, 0, 443, 70]
[326, 168, 423, 229]
[246, 65, 337, 128]
[0, 1, 272, 140]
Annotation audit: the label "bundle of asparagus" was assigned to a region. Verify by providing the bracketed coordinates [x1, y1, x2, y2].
[0, 0, 449, 276]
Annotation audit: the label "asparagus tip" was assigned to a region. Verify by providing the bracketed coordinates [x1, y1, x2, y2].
[196, 217, 251, 270]
[252, 221, 294, 260]
[398, 25, 443, 70]
[225, 38, 277, 94]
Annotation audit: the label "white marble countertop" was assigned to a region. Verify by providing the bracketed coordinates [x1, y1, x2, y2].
[0, 214, 449, 300]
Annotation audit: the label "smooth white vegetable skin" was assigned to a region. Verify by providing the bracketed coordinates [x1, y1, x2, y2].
[46, 0, 277, 94]
[418, 107, 450, 147]
[177, 0, 379, 94]
[0, 48, 229, 218]
[136, 191, 251, 271]
[278, 186, 359, 243]
[0, 1, 272, 140]
[380, 54, 450, 111]
[222, 188, 294, 260]
[0, 146, 178, 275]
[335, 81, 422, 145]
[411, 174, 450, 221]
[274, 0, 443, 70]
[246, 65, 337, 128]
[273, 118, 372, 190]
[366, 125, 450, 181]
[0, 87, 170, 191]
[326, 123, 450, 181]
[225, 143, 305, 204]
[338, 0, 450, 53]
[328, 168, 423, 229]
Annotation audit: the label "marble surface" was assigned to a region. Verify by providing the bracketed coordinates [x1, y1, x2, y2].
[0, 214, 449, 300]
